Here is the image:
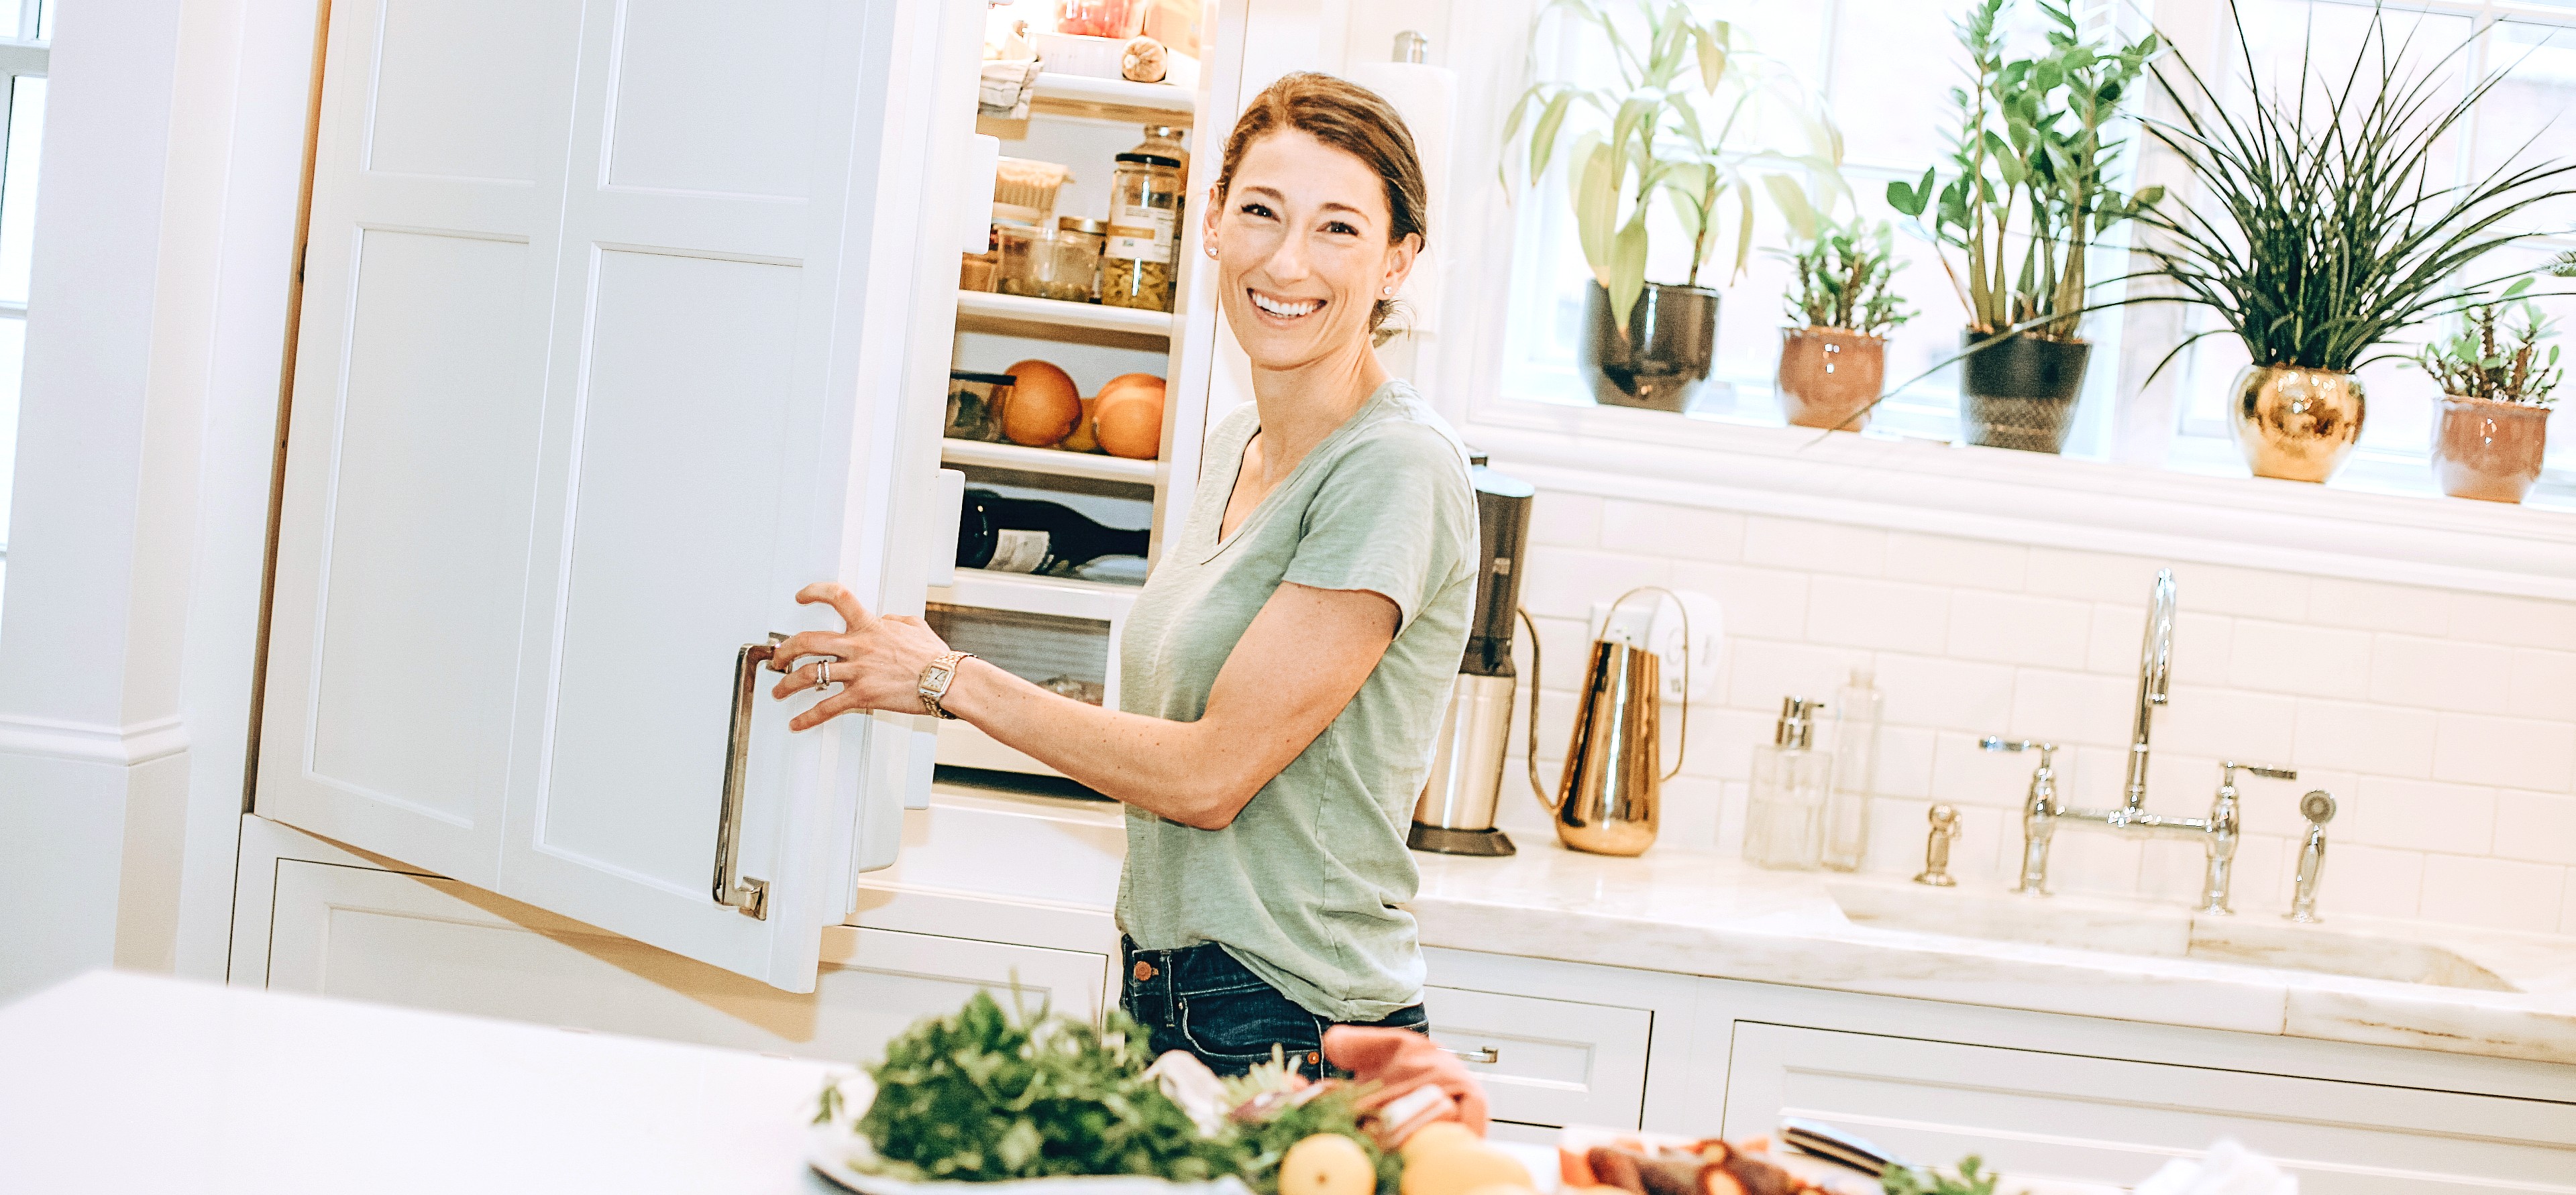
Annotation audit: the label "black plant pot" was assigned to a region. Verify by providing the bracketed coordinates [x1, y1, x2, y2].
[1581, 282, 1720, 413]
[1958, 330, 2093, 453]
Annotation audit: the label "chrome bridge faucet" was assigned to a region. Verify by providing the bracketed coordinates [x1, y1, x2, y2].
[1980, 569, 2338, 916]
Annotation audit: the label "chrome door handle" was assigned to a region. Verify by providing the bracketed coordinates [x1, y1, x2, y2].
[1445, 1044, 1499, 1065]
[712, 633, 786, 920]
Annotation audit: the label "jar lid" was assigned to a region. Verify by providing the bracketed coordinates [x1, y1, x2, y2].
[950, 370, 1019, 385]
[1059, 217, 1109, 234]
[1114, 152, 1182, 168]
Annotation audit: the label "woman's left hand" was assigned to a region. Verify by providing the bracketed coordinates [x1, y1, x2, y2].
[769, 583, 952, 731]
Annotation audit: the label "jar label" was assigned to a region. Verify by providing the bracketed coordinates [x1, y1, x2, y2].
[1106, 204, 1174, 264]
[987, 529, 1050, 573]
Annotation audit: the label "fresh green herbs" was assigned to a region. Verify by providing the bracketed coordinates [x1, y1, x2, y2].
[2135, 3, 2576, 374]
[2416, 279, 2563, 406]
[839, 991, 1392, 1194]
[1883, 1155, 2002, 1195]
[1782, 218, 1914, 336]
[1887, 0, 2162, 341]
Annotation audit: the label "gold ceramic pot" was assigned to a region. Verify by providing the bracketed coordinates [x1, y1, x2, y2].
[2230, 364, 2366, 482]
[1776, 326, 1886, 431]
[2431, 394, 2551, 504]
[1549, 638, 1663, 856]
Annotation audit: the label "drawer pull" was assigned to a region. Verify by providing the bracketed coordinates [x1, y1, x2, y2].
[1446, 1045, 1500, 1065]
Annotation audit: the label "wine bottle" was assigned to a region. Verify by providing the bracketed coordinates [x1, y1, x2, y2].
[955, 489, 1150, 575]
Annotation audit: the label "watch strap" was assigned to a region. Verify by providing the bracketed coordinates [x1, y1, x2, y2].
[918, 651, 974, 720]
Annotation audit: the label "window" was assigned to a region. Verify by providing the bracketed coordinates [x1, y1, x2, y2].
[1495, 0, 2576, 506]
[0, 0, 48, 589]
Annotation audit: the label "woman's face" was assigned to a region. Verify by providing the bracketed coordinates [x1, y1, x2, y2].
[1203, 129, 1417, 373]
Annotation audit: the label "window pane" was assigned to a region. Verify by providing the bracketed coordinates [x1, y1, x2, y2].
[1827, 0, 1970, 171]
[0, 315, 23, 549]
[34, 0, 48, 44]
[2474, 20, 2576, 235]
[0, 74, 46, 305]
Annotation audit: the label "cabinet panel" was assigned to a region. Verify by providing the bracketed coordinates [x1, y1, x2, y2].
[1721, 1022, 2576, 1195]
[264, 860, 1107, 1064]
[1424, 984, 1651, 1129]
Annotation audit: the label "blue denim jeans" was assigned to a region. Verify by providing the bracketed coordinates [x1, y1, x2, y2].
[1120, 937, 1428, 1079]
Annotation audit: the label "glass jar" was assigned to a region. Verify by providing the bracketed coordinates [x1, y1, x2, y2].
[1102, 151, 1181, 311]
[945, 370, 1015, 442]
[992, 221, 1042, 294]
[1038, 217, 1105, 302]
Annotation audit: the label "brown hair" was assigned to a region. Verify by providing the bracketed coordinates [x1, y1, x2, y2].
[1215, 72, 1427, 332]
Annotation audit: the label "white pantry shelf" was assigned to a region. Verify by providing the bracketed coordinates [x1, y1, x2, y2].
[932, 567, 1140, 622]
[941, 437, 1158, 485]
[1029, 73, 1195, 123]
[956, 290, 1175, 344]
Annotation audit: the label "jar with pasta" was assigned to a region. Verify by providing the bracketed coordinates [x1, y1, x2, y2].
[1101, 150, 1181, 312]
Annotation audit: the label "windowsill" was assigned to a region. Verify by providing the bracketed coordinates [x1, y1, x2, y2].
[1460, 390, 2576, 600]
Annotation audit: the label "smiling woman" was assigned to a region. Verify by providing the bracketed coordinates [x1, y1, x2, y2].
[771, 72, 1479, 1080]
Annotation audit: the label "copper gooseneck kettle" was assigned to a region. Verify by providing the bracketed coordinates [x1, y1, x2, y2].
[1523, 586, 1692, 856]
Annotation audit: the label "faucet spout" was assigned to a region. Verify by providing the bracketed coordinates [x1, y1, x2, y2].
[2126, 569, 2178, 813]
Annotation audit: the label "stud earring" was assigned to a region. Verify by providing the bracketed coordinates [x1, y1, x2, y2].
[1381, 286, 1393, 296]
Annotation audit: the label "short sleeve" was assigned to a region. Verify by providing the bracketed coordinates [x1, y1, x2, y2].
[1281, 425, 1474, 629]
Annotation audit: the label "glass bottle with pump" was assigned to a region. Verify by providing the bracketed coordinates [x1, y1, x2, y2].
[1744, 696, 1830, 870]
[1823, 668, 1882, 870]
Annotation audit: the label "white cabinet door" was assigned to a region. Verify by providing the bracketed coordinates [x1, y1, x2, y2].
[1722, 1023, 2576, 1195]
[1423, 984, 1652, 1130]
[258, 0, 974, 991]
[262, 859, 1108, 1060]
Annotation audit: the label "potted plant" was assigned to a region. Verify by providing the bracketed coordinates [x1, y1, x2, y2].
[1504, 0, 1845, 412]
[1886, 0, 2161, 453]
[2416, 280, 2559, 504]
[2136, 3, 2576, 483]
[1775, 217, 1914, 431]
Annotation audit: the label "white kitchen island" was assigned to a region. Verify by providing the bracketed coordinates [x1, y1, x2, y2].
[0, 970, 843, 1194]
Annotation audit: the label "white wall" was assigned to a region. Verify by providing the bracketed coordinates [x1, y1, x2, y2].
[1499, 498, 2576, 935]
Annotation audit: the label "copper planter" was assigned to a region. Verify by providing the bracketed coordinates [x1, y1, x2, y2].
[1776, 326, 1886, 431]
[2230, 364, 2366, 482]
[2432, 394, 2552, 504]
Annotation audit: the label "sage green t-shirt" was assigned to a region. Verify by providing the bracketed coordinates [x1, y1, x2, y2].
[1115, 379, 1477, 1022]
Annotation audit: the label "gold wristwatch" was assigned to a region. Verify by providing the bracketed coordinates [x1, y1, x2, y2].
[918, 651, 974, 720]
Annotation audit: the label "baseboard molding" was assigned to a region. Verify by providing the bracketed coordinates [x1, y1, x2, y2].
[0, 714, 190, 766]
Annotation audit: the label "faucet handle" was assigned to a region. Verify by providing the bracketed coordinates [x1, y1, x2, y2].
[2299, 790, 2337, 824]
[1981, 736, 2059, 767]
[2220, 760, 2298, 785]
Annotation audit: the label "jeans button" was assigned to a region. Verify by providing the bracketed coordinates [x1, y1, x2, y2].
[1133, 960, 1157, 982]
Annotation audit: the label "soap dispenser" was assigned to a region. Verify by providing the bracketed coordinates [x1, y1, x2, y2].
[1745, 696, 1830, 870]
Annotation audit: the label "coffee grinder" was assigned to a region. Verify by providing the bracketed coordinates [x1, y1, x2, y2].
[1409, 453, 1535, 856]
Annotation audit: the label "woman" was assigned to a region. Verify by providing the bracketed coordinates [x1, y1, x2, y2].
[771, 73, 1476, 1080]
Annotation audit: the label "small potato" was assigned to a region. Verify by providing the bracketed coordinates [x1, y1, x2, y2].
[1401, 1144, 1534, 1195]
[1283, 1133, 1377, 1195]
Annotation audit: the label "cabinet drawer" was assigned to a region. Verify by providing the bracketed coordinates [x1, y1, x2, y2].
[1424, 984, 1652, 1129]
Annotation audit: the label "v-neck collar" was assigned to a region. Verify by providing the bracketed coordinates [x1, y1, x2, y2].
[1199, 382, 1394, 563]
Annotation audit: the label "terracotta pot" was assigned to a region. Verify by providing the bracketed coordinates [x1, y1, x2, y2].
[1959, 331, 2092, 453]
[2230, 364, 2365, 483]
[1580, 282, 1721, 413]
[2431, 394, 2551, 504]
[1776, 326, 1886, 431]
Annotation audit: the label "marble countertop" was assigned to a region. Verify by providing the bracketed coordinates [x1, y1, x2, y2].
[1409, 842, 2576, 1068]
[892, 783, 2576, 1068]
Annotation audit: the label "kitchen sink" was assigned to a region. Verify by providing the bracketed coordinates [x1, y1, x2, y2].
[1827, 882, 2518, 992]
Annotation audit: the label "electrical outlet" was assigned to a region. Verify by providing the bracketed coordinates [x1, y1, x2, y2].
[1585, 589, 1725, 703]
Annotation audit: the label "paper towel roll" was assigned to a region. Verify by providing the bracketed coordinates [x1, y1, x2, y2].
[1346, 59, 1454, 335]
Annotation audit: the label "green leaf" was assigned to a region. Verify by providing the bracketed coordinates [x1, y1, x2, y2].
[1764, 172, 1820, 241]
[1573, 136, 1618, 277]
[1607, 211, 1650, 336]
[1530, 89, 1576, 180]
[1690, 23, 1727, 93]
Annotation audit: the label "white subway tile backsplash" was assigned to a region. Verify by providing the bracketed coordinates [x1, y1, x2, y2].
[1601, 500, 1743, 561]
[2154, 684, 2298, 764]
[2344, 776, 2496, 856]
[2508, 648, 2576, 724]
[1515, 491, 2576, 938]
[2292, 699, 2437, 778]
[2451, 591, 2576, 651]
[1519, 546, 1668, 620]
[2419, 854, 2567, 934]
[2431, 713, 2576, 792]
[1529, 492, 1603, 547]
[2226, 620, 2373, 698]
[1873, 654, 2015, 733]
[1807, 576, 1951, 653]
[2322, 844, 2425, 919]
[2308, 577, 2452, 634]
[1885, 531, 2028, 591]
[2367, 634, 2517, 714]
[2009, 669, 2136, 748]
[1519, 614, 1591, 693]
[2494, 790, 2576, 866]
[1743, 516, 1886, 576]
[1675, 562, 1809, 640]
[1949, 591, 2094, 667]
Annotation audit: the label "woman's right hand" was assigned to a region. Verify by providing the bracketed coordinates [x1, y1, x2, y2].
[769, 583, 953, 731]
